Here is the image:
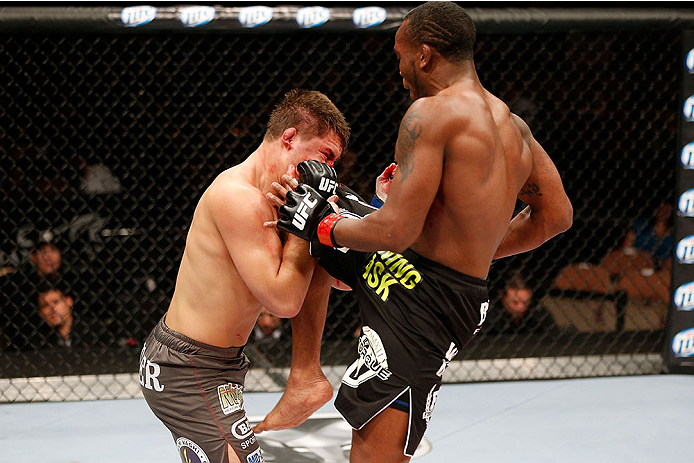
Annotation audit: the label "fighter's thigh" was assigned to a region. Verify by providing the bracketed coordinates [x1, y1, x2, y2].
[227, 443, 242, 463]
[350, 407, 411, 463]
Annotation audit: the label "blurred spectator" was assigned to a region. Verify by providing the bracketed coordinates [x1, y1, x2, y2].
[1, 241, 85, 351]
[602, 201, 673, 277]
[555, 202, 673, 304]
[36, 285, 75, 348]
[488, 275, 561, 335]
[253, 308, 283, 345]
[30, 242, 62, 280]
[31, 283, 97, 350]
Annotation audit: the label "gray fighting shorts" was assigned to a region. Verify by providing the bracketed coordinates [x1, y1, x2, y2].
[140, 315, 264, 463]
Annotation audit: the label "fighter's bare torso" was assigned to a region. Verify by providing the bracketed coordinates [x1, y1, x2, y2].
[165, 166, 279, 347]
[407, 82, 532, 278]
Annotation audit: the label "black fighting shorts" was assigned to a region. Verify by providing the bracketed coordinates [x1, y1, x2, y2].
[314, 186, 490, 456]
[140, 316, 264, 463]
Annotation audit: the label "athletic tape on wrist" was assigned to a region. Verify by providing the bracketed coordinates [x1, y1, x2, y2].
[317, 213, 343, 247]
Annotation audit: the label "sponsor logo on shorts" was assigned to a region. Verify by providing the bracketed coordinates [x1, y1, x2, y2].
[247, 448, 265, 463]
[179, 6, 216, 27]
[678, 189, 694, 217]
[671, 327, 694, 357]
[686, 48, 694, 74]
[176, 437, 210, 463]
[296, 6, 331, 28]
[683, 95, 694, 122]
[361, 251, 422, 302]
[681, 142, 694, 169]
[342, 326, 392, 387]
[676, 235, 694, 264]
[238, 6, 273, 28]
[139, 343, 164, 392]
[240, 434, 257, 450]
[120, 6, 157, 27]
[352, 7, 387, 28]
[673, 282, 694, 311]
[231, 416, 254, 440]
[422, 384, 439, 426]
[218, 383, 244, 415]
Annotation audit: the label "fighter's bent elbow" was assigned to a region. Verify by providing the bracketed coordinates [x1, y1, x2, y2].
[550, 198, 573, 235]
[385, 227, 418, 254]
[265, 300, 302, 319]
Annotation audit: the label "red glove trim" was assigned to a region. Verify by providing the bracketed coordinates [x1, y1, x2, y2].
[317, 213, 344, 247]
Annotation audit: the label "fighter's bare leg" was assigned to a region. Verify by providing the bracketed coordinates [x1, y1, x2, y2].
[227, 443, 242, 463]
[253, 266, 334, 433]
[350, 407, 411, 463]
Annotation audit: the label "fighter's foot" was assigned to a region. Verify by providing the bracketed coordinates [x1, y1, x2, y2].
[253, 372, 333, 434]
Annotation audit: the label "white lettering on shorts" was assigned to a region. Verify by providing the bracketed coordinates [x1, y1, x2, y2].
[139, 343, 164, 392]
[231, 416, 254, 440]
[240, 435, 257, 450]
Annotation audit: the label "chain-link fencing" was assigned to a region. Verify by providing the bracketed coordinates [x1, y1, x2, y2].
[0, 7, 683, 401]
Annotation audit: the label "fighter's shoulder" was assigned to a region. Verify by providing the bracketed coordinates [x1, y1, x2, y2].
[509, 112, 533, 141]
[206, 170, 267, 215]
[404, 96, 468, 134]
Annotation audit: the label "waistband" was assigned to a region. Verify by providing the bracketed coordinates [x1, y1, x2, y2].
[154, 315, 246, 358]
[401, 249, 488, 290]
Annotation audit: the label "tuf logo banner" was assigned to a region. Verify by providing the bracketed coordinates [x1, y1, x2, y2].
[669, 30, 694, 374]
[218, 383, 244, 415]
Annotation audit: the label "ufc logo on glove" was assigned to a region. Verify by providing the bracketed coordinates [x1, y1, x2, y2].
[292, 196, 318, 230]
[318, 177, 338, 195]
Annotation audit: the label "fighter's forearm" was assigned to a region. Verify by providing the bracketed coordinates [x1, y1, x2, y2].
[494, 206, 563, 259]
[267, 236, 314, 317]
[494, 206, 554, 259]
[332, 211, 416, 253]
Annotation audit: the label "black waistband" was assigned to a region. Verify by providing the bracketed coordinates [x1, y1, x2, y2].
[400, 249, 488, 289]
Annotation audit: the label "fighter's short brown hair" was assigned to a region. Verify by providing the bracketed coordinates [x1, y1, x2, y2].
[264, 89, 350, 152]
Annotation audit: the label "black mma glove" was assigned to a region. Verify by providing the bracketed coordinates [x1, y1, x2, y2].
[297, 160, 339, 198]
[278, 184, 344, 247]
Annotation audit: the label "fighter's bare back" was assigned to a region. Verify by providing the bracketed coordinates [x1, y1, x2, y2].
[404, 83, 534, 278]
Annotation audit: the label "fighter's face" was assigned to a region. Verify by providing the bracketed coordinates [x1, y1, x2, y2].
[293, 130, 342, 168]
[394, 22, 421, 101]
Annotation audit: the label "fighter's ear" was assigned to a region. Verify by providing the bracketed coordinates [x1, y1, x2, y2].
[281, 127, 297, 148]
[420, 44, 434, 71]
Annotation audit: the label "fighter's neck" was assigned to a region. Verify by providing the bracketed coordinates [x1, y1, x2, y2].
[244, 143, 289, 194]
[424, 62, 480, 97]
